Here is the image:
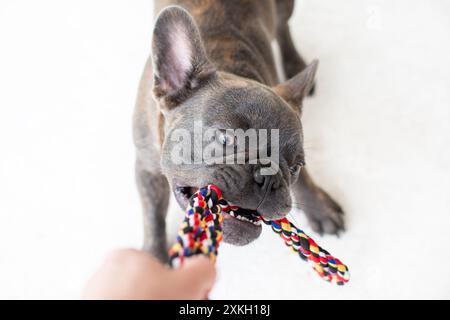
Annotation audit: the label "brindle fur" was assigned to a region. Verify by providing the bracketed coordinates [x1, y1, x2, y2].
[134, 0, 344, 262]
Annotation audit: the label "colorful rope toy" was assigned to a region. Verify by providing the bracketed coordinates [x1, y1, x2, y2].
[169, 185, 350, 285]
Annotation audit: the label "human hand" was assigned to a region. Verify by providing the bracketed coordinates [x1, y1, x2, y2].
[82, 249, 216, 300]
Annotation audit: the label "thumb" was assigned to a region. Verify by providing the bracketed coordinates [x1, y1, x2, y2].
[170, 256, 217, 300]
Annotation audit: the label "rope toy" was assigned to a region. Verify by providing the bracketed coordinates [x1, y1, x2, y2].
[169, 185, 350, 285]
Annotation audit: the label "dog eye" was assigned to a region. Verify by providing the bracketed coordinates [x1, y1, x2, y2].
[216, 130, 235, 146]
[289, 164, 303, 176]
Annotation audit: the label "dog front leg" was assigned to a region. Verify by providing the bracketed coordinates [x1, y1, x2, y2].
[291, 168, 345, 235]
[135, 159, 170, 263]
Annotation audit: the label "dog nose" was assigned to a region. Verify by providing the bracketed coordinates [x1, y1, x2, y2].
[253, 168, 280, 191]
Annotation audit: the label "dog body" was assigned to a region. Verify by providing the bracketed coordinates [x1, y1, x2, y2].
[134, 0, 344, 261]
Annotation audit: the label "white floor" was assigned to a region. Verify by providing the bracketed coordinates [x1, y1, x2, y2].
[0, 0, 449, 299]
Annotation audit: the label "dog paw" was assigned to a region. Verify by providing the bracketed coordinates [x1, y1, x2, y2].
[303, 188, 345, 236]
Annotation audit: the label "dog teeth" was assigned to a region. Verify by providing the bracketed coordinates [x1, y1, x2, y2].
[226, 210, 260, 226]
[238, 215, 259, 225]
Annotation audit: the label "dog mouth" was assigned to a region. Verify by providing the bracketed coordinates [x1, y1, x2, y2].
[174, 184, 261, 226]
[174, 185, 198, 204]
[224, 206, 261, 226]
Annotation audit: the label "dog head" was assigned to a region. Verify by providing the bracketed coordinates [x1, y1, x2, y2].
[151, 6, 317, 245]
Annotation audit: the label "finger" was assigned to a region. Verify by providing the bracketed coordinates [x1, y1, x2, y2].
[83, 248, 169, 299]
[169, 256, 217, 300]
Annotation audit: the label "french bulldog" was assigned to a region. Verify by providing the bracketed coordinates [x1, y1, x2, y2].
[133, 0, 344, 262]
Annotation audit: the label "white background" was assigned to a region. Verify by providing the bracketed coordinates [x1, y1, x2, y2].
[0, 0, 449, 299]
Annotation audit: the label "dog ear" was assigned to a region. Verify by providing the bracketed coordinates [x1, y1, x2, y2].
[273, 60, 318, 114]
[151, 6, 216, 106]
